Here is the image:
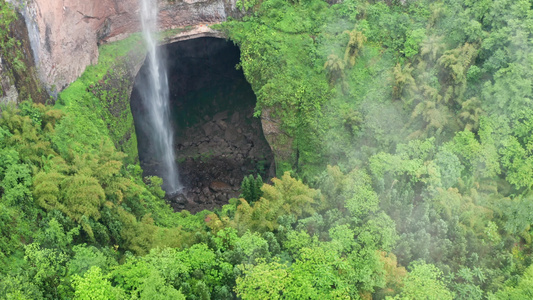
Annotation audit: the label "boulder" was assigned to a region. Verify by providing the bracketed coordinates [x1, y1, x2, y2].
[213, 110, 228, 121]
[202, 121, 217, 136]
[209, 181, 232, 193]
[230, 111, 240, 124]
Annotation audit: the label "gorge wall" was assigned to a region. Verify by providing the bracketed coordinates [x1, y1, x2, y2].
[2, 0, 291, 199]
[8, 0, 243, 95]
[1, 0, 250, 164]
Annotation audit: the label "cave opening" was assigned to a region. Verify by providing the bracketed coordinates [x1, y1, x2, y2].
[130, 37, 275, 213]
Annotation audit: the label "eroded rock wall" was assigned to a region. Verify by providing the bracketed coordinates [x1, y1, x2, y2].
[0, 56, 18, 105]
[0, 10, 48, 104]
[10, 0, 241, 95]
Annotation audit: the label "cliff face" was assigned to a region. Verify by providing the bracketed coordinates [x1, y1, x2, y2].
[11, 0, 240, 94]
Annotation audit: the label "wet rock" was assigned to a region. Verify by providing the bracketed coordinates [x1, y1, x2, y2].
[169, 192, 187, 204]
[212, 136, 225, 144]
[198, 143, 211, 154]
[208, 193, 216, 203]
[168, 192, 188, 210]
[186, 192, 195, 202]
[194, 196, 203, 204]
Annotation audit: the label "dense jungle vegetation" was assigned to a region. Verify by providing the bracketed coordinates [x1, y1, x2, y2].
[2, 0, 533, 298]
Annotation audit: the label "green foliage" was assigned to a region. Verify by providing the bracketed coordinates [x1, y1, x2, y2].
[72, 266, 123, 300]
[57, 34, 144, 163]
[344, 28, 367, 67]
[492, 264, 533, 299]
[208, 172, 320, 234]
[0, 274, 44, 300]
[402, 28, 426, 58]
[137, 271, 185, 300]
[392, 262, 454, 299]
[36, 218, 80, 251]
[240, 174, 263, 203]
[236, 233, 388, 299]
[236, 0, 259, 12]
[236, 172, 320, 233]
[235, 259, 289, 299]
[324, 54, 346, 86]
[4, 0, 533, 298]
[0, 1, 24, 79]
[320, 165, 379, 219]
[220, 0, 331, 172]
[23, 243, 69, 298]
[0, 103, 60, 166]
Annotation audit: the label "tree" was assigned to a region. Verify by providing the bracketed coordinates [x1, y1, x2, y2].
[214, 172, 320, 233]
[408, 84, 450, 138]
[420, 35, 445, 63]
[437, 43, 478, 105]
[458, 97, 483, 131]
[240, 174, 264, 204]
[393, 63, 416, 102]
[235, 260, 289, 300]
[344, 29, 367, 67]
[324, 54, 346, 86]
[72, 266, 124, 300]
[492, 264, 533, 299]
[138, 271, 185, 300]
[23, 243, 69, 299]
[393, 262, 454, 300]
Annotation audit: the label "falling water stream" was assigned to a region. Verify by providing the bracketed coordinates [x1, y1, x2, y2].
[139, 0, 181, 193]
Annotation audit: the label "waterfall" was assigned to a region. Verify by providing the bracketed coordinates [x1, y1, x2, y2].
[139, 0, 181, 193]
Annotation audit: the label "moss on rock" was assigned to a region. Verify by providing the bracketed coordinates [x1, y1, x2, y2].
[57, 34, 146, 164]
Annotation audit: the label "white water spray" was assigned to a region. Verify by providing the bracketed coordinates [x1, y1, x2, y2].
[139, 0, 181, 193]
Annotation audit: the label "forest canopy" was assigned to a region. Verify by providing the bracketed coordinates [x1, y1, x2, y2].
[1, 0, 533, 299]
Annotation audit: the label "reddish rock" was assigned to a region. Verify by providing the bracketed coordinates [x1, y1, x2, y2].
[18, 0, 241, 93]
[209, 181, 232, 193]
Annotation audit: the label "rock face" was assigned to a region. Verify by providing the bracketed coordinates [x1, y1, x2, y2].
[0, 56, 18, 105]
[0, 10, 48, 104]
[11, 0, 241, 95]
[261, 107, 295, 170]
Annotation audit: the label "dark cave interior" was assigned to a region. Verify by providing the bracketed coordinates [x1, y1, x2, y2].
[130, 37, 275, 212]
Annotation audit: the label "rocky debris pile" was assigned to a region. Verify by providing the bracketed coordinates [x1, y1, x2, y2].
[177, 110, 266, 161]
[142, 108, 274, 213]
[172, 158, 243, 212]
[170, 108, 273, 213]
